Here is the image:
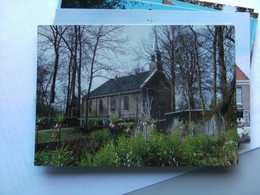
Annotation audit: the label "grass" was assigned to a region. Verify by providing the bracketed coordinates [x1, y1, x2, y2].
[36, 128, 90, 144]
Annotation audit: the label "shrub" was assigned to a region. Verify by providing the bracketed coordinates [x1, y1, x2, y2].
[130, 134, 149, 166]
[116, 134, 148, 166]
[225, 128, 239, 143]
[88, 119, 95, 126]
[91, 128, 111, 146]
[110, 115, 120, 123]
[36, 116, 46, 125]
[220, 128, 238, 166]
[163, 132, 183, 166]
[53, 114, 66, 123]
[79, 153, 93, 166]
[91, 132, 184, 167]
[145, 132, 182, 166]
[42, 128, 238, 167]
[146, 133, 166, 166]
[181, 129, 239, 166]
[92, 141, 118, 166]
[182, 134, 219, 166]
[35, 146, 73, 166]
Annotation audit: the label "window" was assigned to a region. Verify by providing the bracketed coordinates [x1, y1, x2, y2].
[111, 97, 116, 112]
[124, 96, 129, 110]
[236, 87, 242, 107]
[88, 100, 92, 112]
[99, 99, 103, 113]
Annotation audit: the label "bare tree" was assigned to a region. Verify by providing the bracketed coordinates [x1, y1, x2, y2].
[38, 25, 66, 122]
[156, 26, 181, 112]
[189, 26, 206, 119]
[36, 56, 52, 115]
[84, 25, 128, 129]
[216, 26, 228, 102]
[212, 26, 218, 112]
[57, 26, 80, 118]
[77, 26, 83, 118]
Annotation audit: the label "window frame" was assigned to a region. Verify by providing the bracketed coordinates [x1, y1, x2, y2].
[123, 95, 129, 111]
[88, 100, 92, 113]
[110, 97, 116, 112]
[236, 87, 242, 107]
[99, 99, 103, 113]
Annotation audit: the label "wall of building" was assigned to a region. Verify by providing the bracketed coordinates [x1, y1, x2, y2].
[236, 80, 250, 111]
[142, 72, 171, 120]
[83, 72, 171, 121]
[83, 92, 143, 120]
[236, 80, 250, 125]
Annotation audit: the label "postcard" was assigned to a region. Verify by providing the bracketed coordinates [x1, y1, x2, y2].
[160, 0, 258, 52]
[58, 0, 257, 52]
[35, 24, 239, 167]
[53, 10, 251, 142]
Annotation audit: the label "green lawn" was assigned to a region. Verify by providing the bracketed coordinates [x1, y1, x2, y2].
[35, 128, 90, 144]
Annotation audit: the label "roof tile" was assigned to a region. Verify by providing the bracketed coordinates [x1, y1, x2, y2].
[236, 65, 249, 80]
[89, 71, 153, 98]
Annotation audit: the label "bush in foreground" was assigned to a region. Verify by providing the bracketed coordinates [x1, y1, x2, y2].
[35, 129, 238, 167]
[81, 129, 238, 167]
[35, 146, 73, 166]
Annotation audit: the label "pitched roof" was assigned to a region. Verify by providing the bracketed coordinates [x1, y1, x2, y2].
[88, 71, 154, 98]
[236, 65, 249, 80]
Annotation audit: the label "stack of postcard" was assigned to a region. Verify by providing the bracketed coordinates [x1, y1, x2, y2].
[35, 0, 258, 167]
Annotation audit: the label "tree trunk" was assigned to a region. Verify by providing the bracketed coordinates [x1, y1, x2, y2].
[219, 75, 236, 115]
[66, 54, 73, 116]
[212, 27, 217, 112]
[217, 26, 227, 101]
[170, 55, 175, 112]
[85, 34, 100, 130]
[48, 26, 62, 124]
[187, 80, 195, 109]
[189, 26, 205, 119]
[50, 51, 59, 104]
[204, 114, 226, 137]
[70, 26, 78, 117]
[77, 26, 82, 118]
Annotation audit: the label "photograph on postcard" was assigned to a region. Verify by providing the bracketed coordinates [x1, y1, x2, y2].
[56, 0, 257, 59]
[174, 0, 258, 18]
[35, 24, 238, 167]
[59, 0, 258, 18]
[61, 0, 147, 9]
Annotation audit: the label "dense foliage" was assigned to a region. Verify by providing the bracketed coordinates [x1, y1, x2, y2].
[35, 128, 238, 167]
[91, 128, 111, 146]
[35, 146, 73, 166]
[84, 129, 238, 167]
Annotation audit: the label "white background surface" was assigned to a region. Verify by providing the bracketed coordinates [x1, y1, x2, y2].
[0, 0, 259, 194]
